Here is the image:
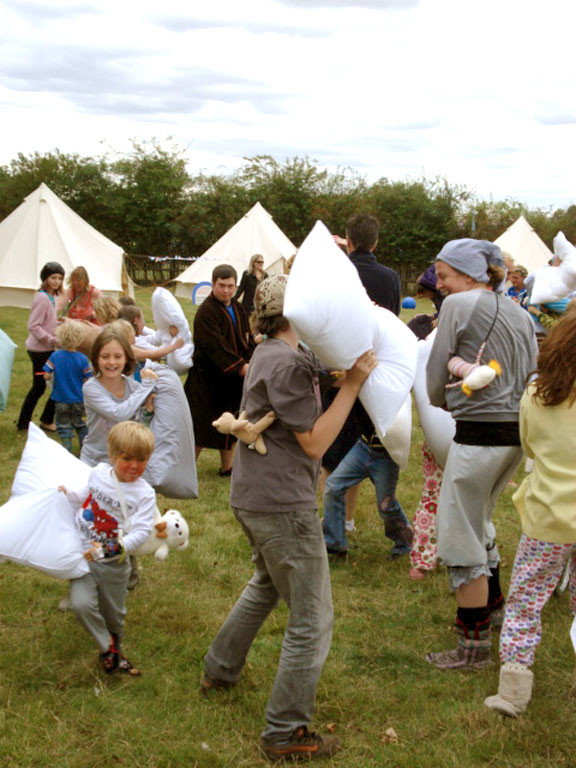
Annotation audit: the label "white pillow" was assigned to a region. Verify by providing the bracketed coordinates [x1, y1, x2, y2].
[284, 220, 418, 440]
[0, 328, 17, 413]
[0, 489, 89, 580]
[11, 423, 91, 497]
[412, 331, 455, 468]
[381, 395, 412, 470]
[151, 287, 194, 374]
[9, 422, 192, 564]
[142, 364, 198, 499]
[527, 231, 576, 305]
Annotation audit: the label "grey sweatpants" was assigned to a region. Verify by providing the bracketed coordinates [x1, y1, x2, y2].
[437, 442, 523, 588]
[70, 558, 132, 653]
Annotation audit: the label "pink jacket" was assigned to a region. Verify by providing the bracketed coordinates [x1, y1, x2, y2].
[26, 291, 58, 352]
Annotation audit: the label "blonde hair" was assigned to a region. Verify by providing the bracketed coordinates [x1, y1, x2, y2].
[68, 266, 90, 290]
[94, 296, 121, 325]
[249, 253, 265, 273]
[56, 320, 85, 350]
[107, 421, 155, 461]
[109, 319, 135, 343]
[501, 252, 514, 273]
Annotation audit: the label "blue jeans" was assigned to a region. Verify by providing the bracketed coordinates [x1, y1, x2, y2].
[55, 401, 88, 452]
[204, 507, 333, 743]
[323, 439, 413, 555]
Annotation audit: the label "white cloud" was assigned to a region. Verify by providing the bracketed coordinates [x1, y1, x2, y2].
[1, 0, 576, 208]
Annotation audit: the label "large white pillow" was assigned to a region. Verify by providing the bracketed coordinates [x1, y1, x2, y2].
[412, 330, 455, 468]
[143, 364, 198, 499]
[0, 328, 17, 413]
[0, 489, 89, 580]
[11, 423, 91, 497]
[284, 220, 418, 440]
[526, 231, 576, 305]
[151, 287, 194, 374]
[381, 395, 412, 470]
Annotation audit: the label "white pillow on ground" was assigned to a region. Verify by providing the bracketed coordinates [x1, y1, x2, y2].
[412, 331, 455, 468]
[526, 231, 576, 305]
[284, 220, 418, 440]
[11, 423, 91, 497]
[0, 489, 89, 580]
[151, 287, 194, 374]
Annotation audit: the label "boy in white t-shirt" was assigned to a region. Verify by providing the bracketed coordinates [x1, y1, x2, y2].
[59, 421, 156, 674]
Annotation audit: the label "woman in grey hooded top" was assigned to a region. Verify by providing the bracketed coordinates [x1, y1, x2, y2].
[425, 239, 538, 671]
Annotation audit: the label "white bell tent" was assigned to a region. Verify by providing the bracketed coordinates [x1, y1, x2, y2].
[494, 215, 553, 274]
[175, 202, 296, 299]
[0, 183, 128, 309]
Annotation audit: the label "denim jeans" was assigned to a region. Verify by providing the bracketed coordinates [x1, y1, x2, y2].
[323, 438, 413, 555]
[55, 401, 88, 452]
[204, 507, 333, 743]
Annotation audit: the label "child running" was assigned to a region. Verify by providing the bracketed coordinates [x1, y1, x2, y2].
[43, 321, 92, 453]
[80, 330, 157, 468]
[202, 276, 377, 760]
[59, 421, 156, 673]
[485, 312, 576, 716]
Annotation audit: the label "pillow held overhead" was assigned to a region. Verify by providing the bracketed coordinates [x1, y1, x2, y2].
[151, 287, 194, 375]
[284, 220, 417, 440]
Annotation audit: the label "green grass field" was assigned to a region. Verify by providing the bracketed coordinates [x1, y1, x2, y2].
[0, 290, 574, 767]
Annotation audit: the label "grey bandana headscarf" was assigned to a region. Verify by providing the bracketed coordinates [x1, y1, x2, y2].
[436, 239, 506, 292]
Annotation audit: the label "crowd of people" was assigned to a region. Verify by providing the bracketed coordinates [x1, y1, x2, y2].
[9, 215, 576, 760]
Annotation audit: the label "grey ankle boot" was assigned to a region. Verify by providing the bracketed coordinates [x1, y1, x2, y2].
[484, 662, 533, 717]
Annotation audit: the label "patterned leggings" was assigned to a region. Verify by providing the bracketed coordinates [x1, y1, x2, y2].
[500, 534, 576, 666]
[409, 443, 443, 573]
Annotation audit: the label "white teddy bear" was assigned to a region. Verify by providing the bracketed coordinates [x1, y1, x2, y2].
[133, 508, 189, 561]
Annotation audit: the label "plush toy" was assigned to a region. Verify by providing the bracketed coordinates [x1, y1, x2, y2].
[133, 508, 189, 561]
[446, 355, 502, 397]
[212, 410, 276, 455]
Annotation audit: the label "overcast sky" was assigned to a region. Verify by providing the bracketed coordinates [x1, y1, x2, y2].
[2, 0, 575, 209]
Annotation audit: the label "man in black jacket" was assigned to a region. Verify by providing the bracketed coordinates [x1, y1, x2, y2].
[345, 213, 401, 314]
[322, 213, 413, 558]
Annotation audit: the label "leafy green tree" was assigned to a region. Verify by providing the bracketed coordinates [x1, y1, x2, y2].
[364, 177, 468, 274]
[109, 139, 191, 256]
[0, 150, 114, 231]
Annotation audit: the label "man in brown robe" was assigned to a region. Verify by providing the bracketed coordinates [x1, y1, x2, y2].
[184, 264, 255, 476]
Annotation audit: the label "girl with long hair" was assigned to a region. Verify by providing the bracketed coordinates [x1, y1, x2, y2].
[485, 312, 576, 716]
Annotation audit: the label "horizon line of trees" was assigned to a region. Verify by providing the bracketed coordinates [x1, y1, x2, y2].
[1, 140, 575, 282]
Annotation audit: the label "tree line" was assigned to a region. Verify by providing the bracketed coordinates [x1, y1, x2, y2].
[1, 140, 575, 280]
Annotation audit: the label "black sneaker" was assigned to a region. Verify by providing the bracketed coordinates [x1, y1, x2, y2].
[261, 726, 341, 761]
[326, 547, 348, 562]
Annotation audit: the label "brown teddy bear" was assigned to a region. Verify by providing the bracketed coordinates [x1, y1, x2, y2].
[212, 410, 276, 455]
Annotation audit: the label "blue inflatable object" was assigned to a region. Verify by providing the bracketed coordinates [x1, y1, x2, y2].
[402, 296, 417, 310]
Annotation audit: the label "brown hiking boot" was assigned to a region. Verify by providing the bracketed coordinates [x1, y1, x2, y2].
[261, 726, 341, 761]
[199, 674, 234, 696]
[426, 644, 492, 670]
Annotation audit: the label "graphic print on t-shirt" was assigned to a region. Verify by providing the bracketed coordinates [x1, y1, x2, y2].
[80, 493, 119, 543]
